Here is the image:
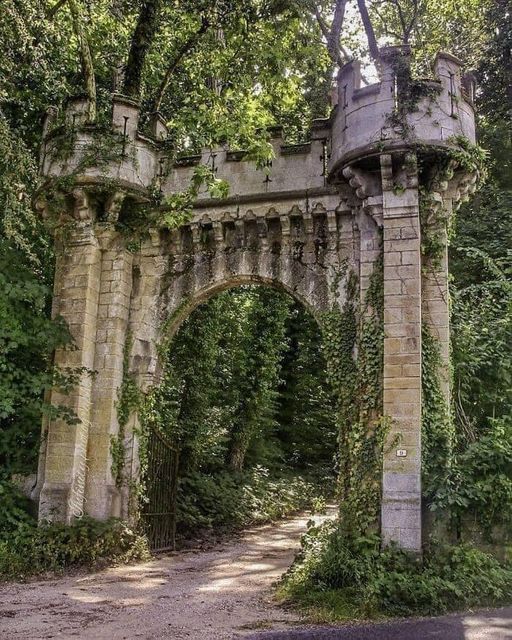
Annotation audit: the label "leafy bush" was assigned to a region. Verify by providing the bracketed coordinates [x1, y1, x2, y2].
[278, 519, 512, 619]
[0, 481, 35, 537]
[176, 466, 329, 536]
[434, 415, 512, 538]
[0, 517, 149, 580]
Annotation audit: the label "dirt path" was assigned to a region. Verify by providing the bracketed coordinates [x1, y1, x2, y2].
[0, 509, 335, 640]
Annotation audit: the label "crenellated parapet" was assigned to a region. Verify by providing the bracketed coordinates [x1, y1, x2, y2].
[39, 106, 335, 225]
[39, 46, 478, 226]
[41, 94, 163, 197]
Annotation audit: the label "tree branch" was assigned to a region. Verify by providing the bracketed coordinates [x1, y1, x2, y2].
[47, 0, 68, 19]
[150, 17, 210, 113]
[311, 1, 347, 67]
[327, 0, 348, 66]
[356, 0, 380, 62]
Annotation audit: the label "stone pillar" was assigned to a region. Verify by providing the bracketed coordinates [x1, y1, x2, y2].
[39, 191, 101, 522]
[85, 222, 133, 519]
[380, 154, 422, 551]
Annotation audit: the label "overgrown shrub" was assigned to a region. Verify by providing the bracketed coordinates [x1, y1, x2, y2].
[0, 517, 149, 580]
[176, 466, 329, 536]
[433, 415, 512, 539]
[278, 519, 512, 619]
[0, 481, 35, 537]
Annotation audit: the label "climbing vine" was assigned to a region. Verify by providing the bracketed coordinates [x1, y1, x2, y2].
[320, 251, 386, 535]
[418, 134, 487, 502]
[384, 49, 442, 137]
[421, 325, 453, 499]
[112, 332, 141, 490]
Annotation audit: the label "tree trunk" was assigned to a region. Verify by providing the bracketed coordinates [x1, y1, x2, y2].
[123, 0, 163, 99]
[311, 0, 348, 116]
[150, 17, 209, 113]
[67, 0, 96, 121]
[327, 0, 348, 64]
[356, 0, 380, 62]
[228, 434, 248, 472]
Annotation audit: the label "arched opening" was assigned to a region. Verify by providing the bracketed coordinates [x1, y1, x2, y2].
[140, 283, 337, 551]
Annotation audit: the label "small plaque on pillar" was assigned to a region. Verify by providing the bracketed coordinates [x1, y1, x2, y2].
[396, 449, 407, 457]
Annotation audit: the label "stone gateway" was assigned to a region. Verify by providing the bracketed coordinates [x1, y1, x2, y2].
[32, 46, 480, 552]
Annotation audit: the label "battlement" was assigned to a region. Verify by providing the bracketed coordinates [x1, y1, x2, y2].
[39, 46, 476, 207]
[40, 98, 333, 204]
[329, 46, 476, 175]
[40, 94, 166, 196]
[163, 119, 331, 201]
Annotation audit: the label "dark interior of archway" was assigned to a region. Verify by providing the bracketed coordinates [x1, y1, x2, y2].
[144, 284, 336, 543]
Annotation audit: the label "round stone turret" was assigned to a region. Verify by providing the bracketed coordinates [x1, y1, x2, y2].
[40, 94, 167, 198]
[328, 46, 476, 178]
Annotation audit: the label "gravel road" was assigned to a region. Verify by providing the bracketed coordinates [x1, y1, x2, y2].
[0, 509, 333, 640]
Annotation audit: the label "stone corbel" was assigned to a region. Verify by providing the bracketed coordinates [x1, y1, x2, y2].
[326, 210, 338, 236]
[436, 165, 478, 214]
[380, 154, 393, 191]
[452, 172, 478, 210]
[96, 226, 117, 251]
[342, 165, 368, 200]
[302, 212, 314, 236]
[34, 196, 49, 221]
[362, 195, 384, 229]
[212, 221, 224, 246]
[234, 219, 245, 247]
[72, 187, 93, 223]
[191, 223, 201, 248]
[256, 216, 269, 250]
[279, 215, 291, 240]
[105, 190, 126, 223]
[148, 228, 161, 248]
[380, 153, 419, 219]
[403, 152, 419, 189]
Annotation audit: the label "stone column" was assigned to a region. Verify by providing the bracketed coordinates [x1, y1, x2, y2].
[380, 154, 422, 551]
[39, 190, 101, 522]
[85, 221, 133, 519]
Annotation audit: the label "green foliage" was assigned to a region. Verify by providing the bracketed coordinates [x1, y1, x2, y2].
[279, 518, 512, 619]
[434, 415, 512, 539]
[112, 333, 141, 489]
[0, 481, 35, 537]
[275, 301, 336, 469]
[0, 239, 77, 479]
[176, 467, 328, 536]
[0, 517, 149, 580]
[451, 251, 511, 434]
[421, 326, 453, 498]
[446, 135, 489, 182]
[139, 284, 337, 538]
[144, 285, 327, 476]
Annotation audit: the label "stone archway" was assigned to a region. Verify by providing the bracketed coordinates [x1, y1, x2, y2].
[33, 46, 480, 552]
[156, 276, 321, 344]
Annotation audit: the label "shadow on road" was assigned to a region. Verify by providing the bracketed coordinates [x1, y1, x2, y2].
[246, 606, 512, 640]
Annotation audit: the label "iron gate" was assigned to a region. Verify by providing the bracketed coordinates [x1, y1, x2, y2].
[142, 428, 179, 552]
